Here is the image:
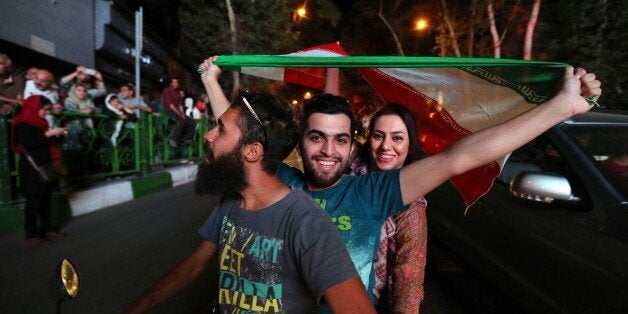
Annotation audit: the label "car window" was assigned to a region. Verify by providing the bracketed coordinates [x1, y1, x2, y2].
[565, 125, 628, 198]
[498, 134, 595, 209]
[498, 137, 568, 184]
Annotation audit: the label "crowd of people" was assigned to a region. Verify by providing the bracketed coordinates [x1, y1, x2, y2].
[118, 56, 602, 313]
[0, 52, 212, 246]
[0, 53, 210, 135]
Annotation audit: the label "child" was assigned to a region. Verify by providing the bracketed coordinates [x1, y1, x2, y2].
[104, 94, 136, 146]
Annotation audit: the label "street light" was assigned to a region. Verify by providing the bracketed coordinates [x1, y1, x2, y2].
[297, 6, 306, 18]
[415, 18, 428, 31]
[293, 5, 307, 21]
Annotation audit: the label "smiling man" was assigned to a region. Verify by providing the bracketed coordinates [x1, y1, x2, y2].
[200, 56, 602, 305]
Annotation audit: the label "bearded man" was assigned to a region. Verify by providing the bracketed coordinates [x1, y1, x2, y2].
[121, 83, 374, 313]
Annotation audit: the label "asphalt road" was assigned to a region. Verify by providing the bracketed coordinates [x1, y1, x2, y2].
[0, 183, 516, 313]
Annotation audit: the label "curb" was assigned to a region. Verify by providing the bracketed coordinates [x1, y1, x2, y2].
[0, 165, 198, 237]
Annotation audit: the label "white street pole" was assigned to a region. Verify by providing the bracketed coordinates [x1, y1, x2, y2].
[135, 7, 143, 108]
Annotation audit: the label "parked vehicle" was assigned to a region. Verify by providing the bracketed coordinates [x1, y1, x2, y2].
[427, 111, 628, 313]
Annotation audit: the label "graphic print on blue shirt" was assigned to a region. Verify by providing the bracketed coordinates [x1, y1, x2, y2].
[218, 216, 284, 312]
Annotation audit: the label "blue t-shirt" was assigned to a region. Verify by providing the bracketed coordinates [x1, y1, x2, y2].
[279, 163, 405, 300]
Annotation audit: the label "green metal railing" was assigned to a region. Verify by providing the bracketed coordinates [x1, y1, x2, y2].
[1, 112, 211, 203]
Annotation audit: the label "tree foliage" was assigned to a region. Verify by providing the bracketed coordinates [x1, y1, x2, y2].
[173, 0, 625, 109]
[178, 0, 303, 91]
[179, 0, 300, 57]
[333, 0, 625, 109]
[542, 0, 627, 109]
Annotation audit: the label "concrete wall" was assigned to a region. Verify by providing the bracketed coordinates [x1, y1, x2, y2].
[0, 0, 95, 67]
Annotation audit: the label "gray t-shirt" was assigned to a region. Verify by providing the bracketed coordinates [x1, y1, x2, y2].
[199, 189, 358, 313]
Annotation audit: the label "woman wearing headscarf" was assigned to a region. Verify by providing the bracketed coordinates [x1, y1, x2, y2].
[64, 83, 98, 129]
[103, 93, 136, 146]
[11, 95, 68, 245]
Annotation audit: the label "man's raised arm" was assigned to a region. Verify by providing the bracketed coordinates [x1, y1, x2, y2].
[200, 56, 230, 119]
[399, 66, 602, 205]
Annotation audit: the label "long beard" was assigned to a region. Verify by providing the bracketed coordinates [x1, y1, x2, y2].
[302, 154, 351, 189]
[195, 145, 247, 196]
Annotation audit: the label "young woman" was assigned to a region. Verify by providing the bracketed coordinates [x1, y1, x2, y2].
[64, 83, 97, 115]
[11, 95, 67, 245]
[352, 104, 427, 312]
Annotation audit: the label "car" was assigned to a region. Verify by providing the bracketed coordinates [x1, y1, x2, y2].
[426, 111, 628, 313]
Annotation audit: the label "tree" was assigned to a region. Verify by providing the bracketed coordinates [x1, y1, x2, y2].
[377, 0, 406, 56]
[542, 0, 627, 109]
[522, 0, 541, 60]
[178, 0, 301, 91]
[225, 0, 240, 89]
[487, 1, 501, 57]
[440, 0, 461, 56]
[336, 0, 438, 56]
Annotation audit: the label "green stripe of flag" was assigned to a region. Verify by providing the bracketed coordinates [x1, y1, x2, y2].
[214, 55, 568, 69]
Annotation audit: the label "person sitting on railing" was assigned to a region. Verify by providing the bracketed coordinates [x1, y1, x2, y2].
[0, 53, 25, 116]
[118, 82, 158, 119]
[104, 94, 136, 147]
[161, 78, 195, 147]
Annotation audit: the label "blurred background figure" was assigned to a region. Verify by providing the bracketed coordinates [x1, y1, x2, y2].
[350, 94, 375, 136]
[0, 53, 25, 116]
[600, 136, 628, 192]
[23, 69, 58, 104]
[25, 67, 39, 81]
[118, 82, 155, 118]
[64, 83, 97, 129]
[184, 96, 201, 120]
[60, 65, 106, 102]
[104, 94, 136, 147]
[45, 102, 66, 128]
[161, 78, 194, 147]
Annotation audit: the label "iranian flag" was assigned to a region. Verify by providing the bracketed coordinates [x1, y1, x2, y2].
[215, 43, 567, 207]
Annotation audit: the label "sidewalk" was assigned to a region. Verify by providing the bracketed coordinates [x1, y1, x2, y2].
[0, 164, 198, 237]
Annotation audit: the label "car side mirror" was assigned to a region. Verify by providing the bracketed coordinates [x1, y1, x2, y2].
[509, 171, 580, 203]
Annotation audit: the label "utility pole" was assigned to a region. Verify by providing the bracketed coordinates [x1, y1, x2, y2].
[135, 7, 149, 176]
